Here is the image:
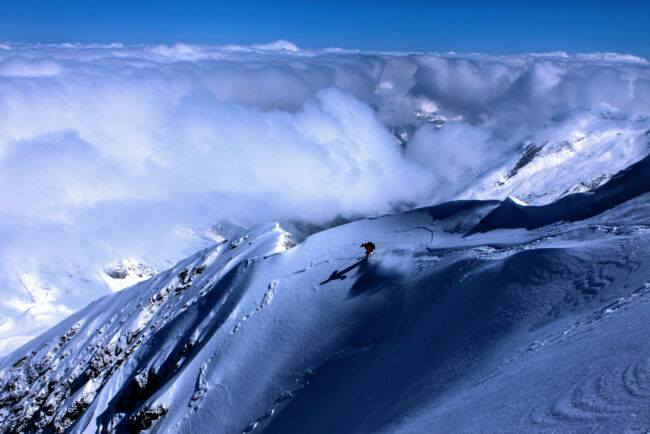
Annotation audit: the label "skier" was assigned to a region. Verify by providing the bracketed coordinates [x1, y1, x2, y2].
[361, 242, 375, 258]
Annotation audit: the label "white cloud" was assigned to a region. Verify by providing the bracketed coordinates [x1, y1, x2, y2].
[0, 56, 62, 77]
[406, 122, 493, 197]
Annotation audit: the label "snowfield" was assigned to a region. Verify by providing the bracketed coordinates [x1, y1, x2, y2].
[1, 155, 648, 433]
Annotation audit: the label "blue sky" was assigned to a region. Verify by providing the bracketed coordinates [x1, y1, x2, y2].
[0, 0, 649, 57]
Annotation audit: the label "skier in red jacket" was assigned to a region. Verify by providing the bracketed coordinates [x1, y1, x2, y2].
[361, 242, 375, 258]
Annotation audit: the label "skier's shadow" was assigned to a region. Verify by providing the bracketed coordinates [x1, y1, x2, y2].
[320, 258, 401, 299]
[319, 258, 367, 285]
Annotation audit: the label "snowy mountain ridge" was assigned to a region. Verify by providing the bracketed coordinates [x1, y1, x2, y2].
[1, 156, 649, 433]
[0, 223, 294, 432]
[458, 119, 649, 205]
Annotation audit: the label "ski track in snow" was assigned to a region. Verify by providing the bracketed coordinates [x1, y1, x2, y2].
[186, 278, 280, 410]
[528, 284, 650, 430]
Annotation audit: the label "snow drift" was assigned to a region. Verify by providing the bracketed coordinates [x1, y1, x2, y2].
[1, 156, 648, 432]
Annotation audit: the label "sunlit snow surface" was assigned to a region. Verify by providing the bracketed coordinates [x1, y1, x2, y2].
[0, 157, 648, 432]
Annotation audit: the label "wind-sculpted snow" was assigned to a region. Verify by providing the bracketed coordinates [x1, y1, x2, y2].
[2, 42, 650, 352]
[1, 158, 649, 432]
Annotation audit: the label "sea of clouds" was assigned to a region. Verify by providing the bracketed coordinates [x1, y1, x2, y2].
[0, 41, 648, 353]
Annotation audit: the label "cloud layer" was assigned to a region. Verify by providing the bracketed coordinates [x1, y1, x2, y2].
[0, 42, 649, 352]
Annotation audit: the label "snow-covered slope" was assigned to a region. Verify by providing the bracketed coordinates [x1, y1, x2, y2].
[1, 157, 649, 432]
[0, 257, 160, 356]
[0, 222, 241, 355]
[457, 117, 650, 205]
[468, 152, 650, 233]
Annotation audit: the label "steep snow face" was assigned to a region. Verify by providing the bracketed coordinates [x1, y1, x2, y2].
[0, 222, 295, 432]
[1, 158, 649, 433]
[468, 154, 650, 233]
[458, 120, 649, 204]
